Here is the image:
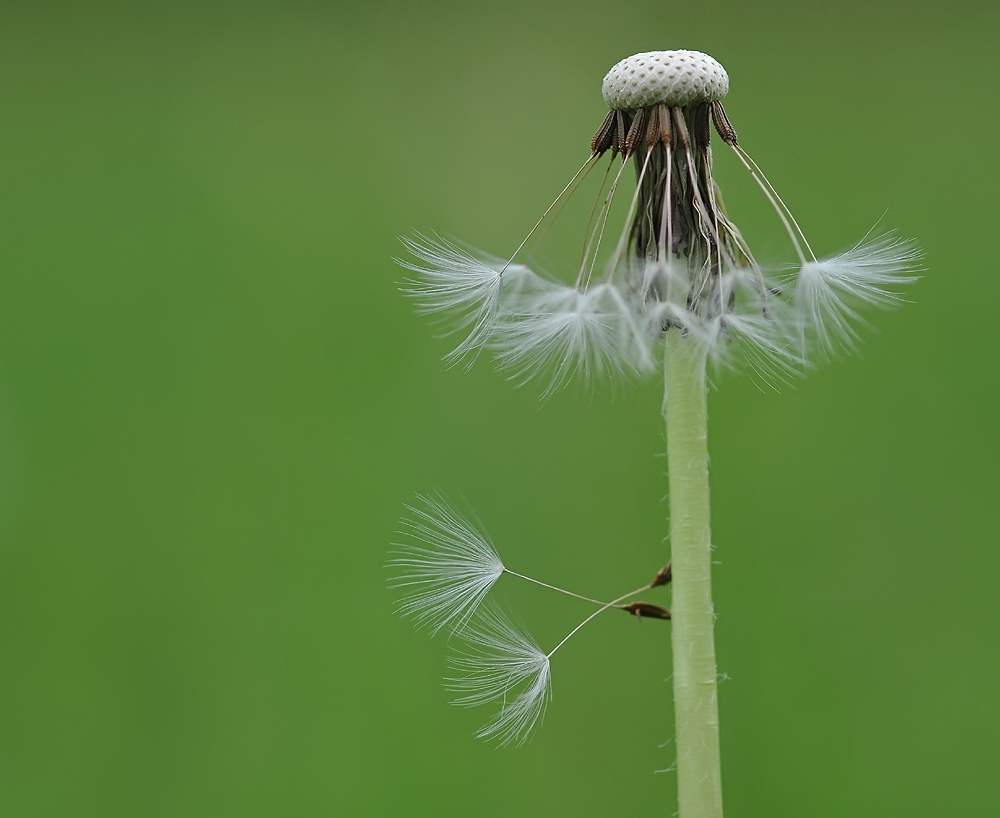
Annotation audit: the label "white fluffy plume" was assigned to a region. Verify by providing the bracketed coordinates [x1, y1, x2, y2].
[447, 604, 552, 746]
[388, 494, 505, 636]
[792, 234, 921, 357]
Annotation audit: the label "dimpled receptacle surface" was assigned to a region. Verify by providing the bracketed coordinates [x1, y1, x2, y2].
[602, 51, 729, 110]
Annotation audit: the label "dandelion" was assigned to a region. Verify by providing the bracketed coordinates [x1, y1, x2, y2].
[395, 50, 919, 817]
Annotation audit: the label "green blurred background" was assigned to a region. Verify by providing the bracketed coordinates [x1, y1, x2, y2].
[0, 1, 996, 815]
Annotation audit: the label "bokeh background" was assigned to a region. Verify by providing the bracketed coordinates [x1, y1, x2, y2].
[0, 1, 996, 815]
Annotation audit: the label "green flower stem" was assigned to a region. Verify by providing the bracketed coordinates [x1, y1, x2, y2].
[664, 328, 723, 818]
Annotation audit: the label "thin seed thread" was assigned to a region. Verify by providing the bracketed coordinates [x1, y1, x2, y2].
[547, 583, 653, 658]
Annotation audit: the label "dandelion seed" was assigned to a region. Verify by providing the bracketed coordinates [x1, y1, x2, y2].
[495, 282, 655, 395]
[792, 234, 922, 357]
[443, 573, 666, 745]
[447, 604, 552, 746]
[388, 494, 505, 636]
[389, 493, 660, 639]
[397, 236, 508, 368]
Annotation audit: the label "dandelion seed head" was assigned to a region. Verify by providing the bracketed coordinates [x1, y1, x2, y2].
[399, 50, 919, 392]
